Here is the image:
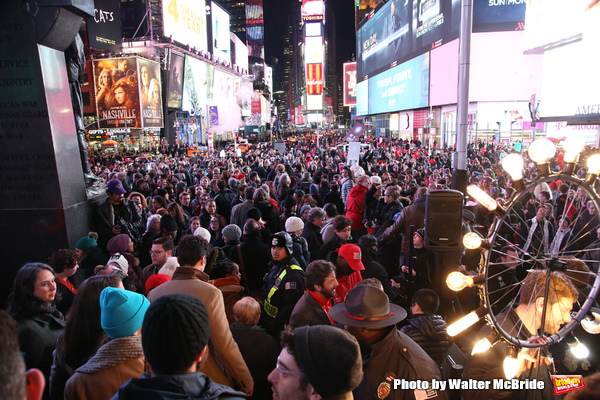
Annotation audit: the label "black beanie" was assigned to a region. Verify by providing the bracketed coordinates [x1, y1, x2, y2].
[160, 214, 178, 233]
[293, 325, 363, 398]
[142, 293, 210, 374]
[284, 195, 298, 209]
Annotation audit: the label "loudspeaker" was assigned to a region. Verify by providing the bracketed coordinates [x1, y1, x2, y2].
[425, 189, 464, 252]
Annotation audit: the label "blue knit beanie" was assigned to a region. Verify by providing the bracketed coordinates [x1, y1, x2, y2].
[100, 287, 150, 339]
[76, 235, 97, 251]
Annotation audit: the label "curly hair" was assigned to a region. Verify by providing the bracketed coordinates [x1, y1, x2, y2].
[519, 270, 578, 306]
[48, 249, 79, 274]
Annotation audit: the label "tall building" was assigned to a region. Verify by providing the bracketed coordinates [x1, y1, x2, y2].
[218, 0, 248, 42]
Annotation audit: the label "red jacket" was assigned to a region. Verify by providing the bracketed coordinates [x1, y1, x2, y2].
[345, 184, 368, 231]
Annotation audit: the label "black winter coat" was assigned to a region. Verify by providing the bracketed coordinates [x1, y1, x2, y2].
[399, 314, 449, 367]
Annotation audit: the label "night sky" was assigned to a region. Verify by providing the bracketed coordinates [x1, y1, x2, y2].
[263, 0, 356, 83]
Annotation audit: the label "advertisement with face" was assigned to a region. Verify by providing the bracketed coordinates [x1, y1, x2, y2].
[211, 2, 231, 64]
[356, 0, 459, 81]
[183, 56, 213, 118]
[138, 58, 164, 128]
[368, 52, 429, 115]
[167, 50, 185, 109]
[93, 57, 141, 128]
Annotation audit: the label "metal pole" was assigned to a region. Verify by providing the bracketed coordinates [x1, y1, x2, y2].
[452, 0, 473, 196]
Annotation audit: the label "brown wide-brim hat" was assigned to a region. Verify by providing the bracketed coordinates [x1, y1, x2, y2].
[330, 285, 407, 328]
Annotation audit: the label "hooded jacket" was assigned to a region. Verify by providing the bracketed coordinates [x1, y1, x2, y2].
[377, 195, 426, 254]
[110, 371, 246, 400]
[399, 314, 449, 367]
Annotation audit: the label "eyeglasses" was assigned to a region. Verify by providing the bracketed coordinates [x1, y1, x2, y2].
[274, 361, 305, 380]
[149, 250, 165, 256]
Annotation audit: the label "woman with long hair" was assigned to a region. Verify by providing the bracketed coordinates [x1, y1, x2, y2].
[95, 68, 113, 111]
[209, 214, 227, 247]
[167, 201, 189, 231]
[8, 263, 65, 398]
[186, 215, 201, 235]
[49, 275, 123, 400]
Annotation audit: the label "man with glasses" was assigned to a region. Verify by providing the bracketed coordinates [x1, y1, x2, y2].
[141, 237, 175, 287]
[268, 325, 363, 400]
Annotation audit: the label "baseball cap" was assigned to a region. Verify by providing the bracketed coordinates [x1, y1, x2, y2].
[107, 179, 126, 195]
[338, 244, 365, 271]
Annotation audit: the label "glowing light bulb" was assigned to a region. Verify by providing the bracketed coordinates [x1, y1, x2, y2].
[587, 154, 600, 175]
[581, 308, 600, 334]
[503, 348, 520, 380]
[563, 137, 585, 164]
[528, 138, 556, 164]
[447, 311, 481, 337]
[472, 338, 492, 355]
[446, 271, 474, 291]
[502, 153, 524, 180]
[568, 337, 590, 359]
[463, 232, 482, 250]
[467, 185, 497, 211]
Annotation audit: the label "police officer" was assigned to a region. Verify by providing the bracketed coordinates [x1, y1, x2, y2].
[263, 232, 306, 337]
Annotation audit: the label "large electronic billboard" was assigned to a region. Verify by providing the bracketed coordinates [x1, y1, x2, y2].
[302, 0, 324, 21]
[306, 63, 323, 95]
[166, 49, 185, 109]
[138, 58, 164, 128]
[368, 52, 429, 115]
[162, 0, 208, 52]
[182, 56, 214, 118]
[211, 2, 231, 64]
[87, 0, 122, 51]
[356, 0, 459, 81]
[472, 0, 526, 32]
[356, 80, 369, 117]
[343, 62, 357, 107]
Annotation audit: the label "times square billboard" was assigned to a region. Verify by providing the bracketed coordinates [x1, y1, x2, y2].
[162, 0, 208, 52]
[92, 57, 164, 129]
[343, 62, 357, 107]
[356, 0, 526, 82]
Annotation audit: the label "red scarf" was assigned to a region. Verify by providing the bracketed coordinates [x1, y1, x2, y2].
[307, 290, 334, 324]
[56, 278, 77, 294]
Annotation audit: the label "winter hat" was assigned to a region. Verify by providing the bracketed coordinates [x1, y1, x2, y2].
[222, 224, 242, 241]
[370, 175, 382, 185]
[145, 273, 171, 295]
[284, 196, 298, 209]
[414, 228, 425, 242]
[100, 254, 129, 280]
[300, 204, 312, 216]
[76, 234, 97, 251]
[236, 173, 246, 181]
[107, 234, 130, 254]
[160, 214, 178, 233]
[176, 181, 187, 190]
[285, 216, 304, 233]
[141, 293, 210, 374]
[156, 188, 168, 198]
[194, 227, 211, 243]
[293, 325, 363, 398]
[246, 207, 262, 221]
[228, 177, 240, 189]
[100, 287, 150, 339]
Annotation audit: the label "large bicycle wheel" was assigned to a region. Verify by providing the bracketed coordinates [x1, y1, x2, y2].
[481, 174, 600, 348]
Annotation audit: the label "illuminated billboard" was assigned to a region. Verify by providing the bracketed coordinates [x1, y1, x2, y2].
[356, 0, 459, 81]
[302, 0, 324, 21]
[166, 49, 185, 109]
[232, 33, 249, 72]
[356, 80, 369, 116]
[306, 63, 323, 95]
[473, 0, 525, 32]
[162, 0, 208, 52]
[343, 62, 357, 106]
[87, 0, 122, 51]
[182, 56, 214, 117]
[368, 52, 429, 114]
[93, 57, 141, 129]
[138, 58, 164, 128]
[211, 2, 231, 64]
[305, 22, 322, 37]
[246, 0, 264, 58]
[305, 36, 324, 63]
[306, 94, 322, 111]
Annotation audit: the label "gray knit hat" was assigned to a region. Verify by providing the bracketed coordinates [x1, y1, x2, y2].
[293, 325, 363, 398]
[222, 224, 242, 241]
[141, 294, 210, 374]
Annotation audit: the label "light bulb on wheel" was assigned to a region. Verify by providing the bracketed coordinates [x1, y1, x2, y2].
[568, 335, 590, 359]
[447, 307, 485, 336]
[502, 153, 524, 180]
[503, 346, 520, 379]
[446, 271, 474, 291]
[581, 308, 600, 334]
[463, 232, 482, 250]
[563, 137, 585, 164]
[528, 138, 556, 164]
[467, 185, 497, 211]
[587, 154, 600, 175]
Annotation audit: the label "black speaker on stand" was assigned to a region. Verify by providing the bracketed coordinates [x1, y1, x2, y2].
[425, 189, 464, 252]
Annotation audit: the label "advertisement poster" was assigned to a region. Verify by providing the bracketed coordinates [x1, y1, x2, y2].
[87, 0, 122, 51]
[182, 55, 214, 118]
[368, 52, 429, 114]
[211, 2, 231, 64]
[93, 57, 141, 128]
[167, 50, 185, 109]
[138, 58, 164, 128]
[161, 0, 208, 52]
[356, 0, 459, 81]
[343, 62, 357, 106]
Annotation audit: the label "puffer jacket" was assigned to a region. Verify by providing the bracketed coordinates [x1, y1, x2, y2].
[372, 200, 404, 237]
[345, 184, 368, 231]
[377, 195, 426, 253]
[399, 314, 449, 367]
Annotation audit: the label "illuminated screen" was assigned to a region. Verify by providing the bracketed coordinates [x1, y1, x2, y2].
[305, 36, 323, 63]
[356, 0, 459, 81]
[343, 62, 357, 107]
[302, 0, 324, 20]
[356, 80, 368, 116]
[162, 0, 208, 52]
[368, 52, 429, 114]
[306, 63, 323, 95]
[306, 94, 322, 111]
[211, 2, 231, 64]
[305, 22, 322, 37]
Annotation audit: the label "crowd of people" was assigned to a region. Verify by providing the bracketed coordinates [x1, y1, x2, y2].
[5, 134, 600, 400]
